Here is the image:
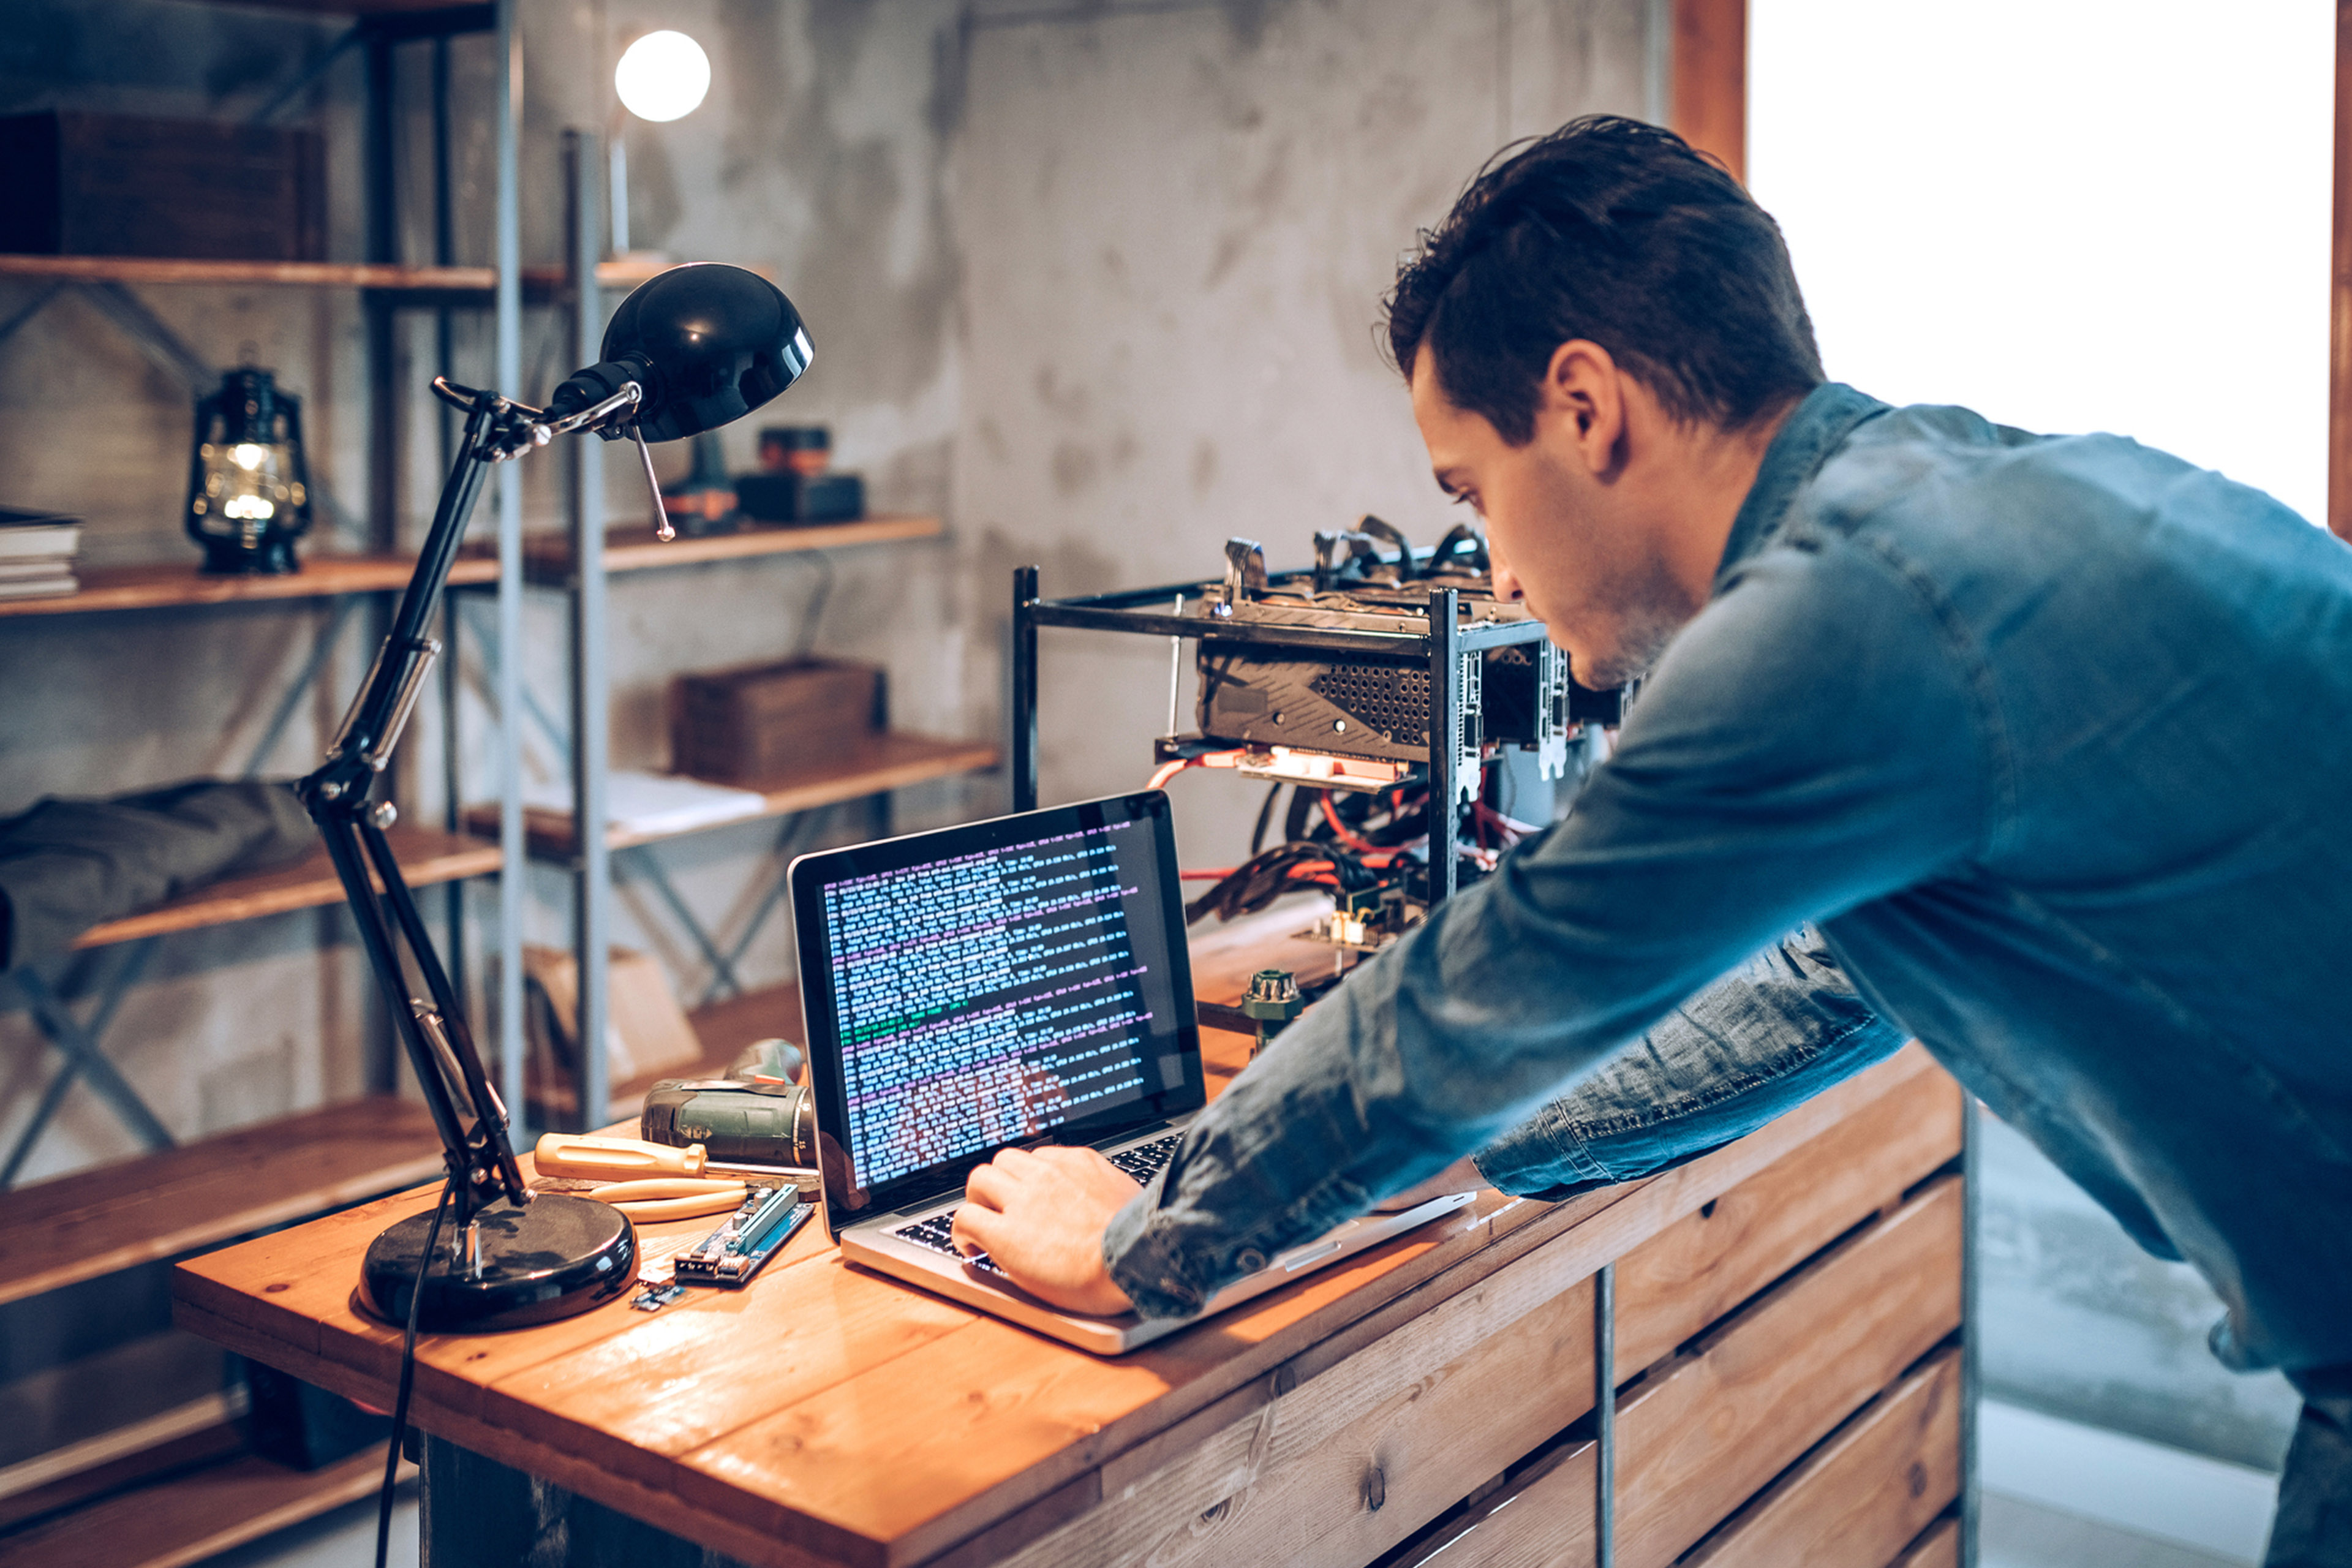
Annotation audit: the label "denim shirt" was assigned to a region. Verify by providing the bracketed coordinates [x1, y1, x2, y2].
[1104, 383, 2352, 1374]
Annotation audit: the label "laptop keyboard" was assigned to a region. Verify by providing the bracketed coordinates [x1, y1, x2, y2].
[892, 1133, 1184, 1270]
[894, 1212, 1002, 1273]
[1104, 1132, 1182, 1185]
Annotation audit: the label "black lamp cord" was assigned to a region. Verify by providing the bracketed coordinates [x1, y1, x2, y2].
[375, 1178, 456, 1568]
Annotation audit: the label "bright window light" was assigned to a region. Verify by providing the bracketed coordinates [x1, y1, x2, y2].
[1748, 1, 2332, 526]
[615, 30, 711, 124]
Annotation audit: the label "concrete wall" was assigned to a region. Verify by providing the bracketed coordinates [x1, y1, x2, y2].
[951, 0, 1647, 864]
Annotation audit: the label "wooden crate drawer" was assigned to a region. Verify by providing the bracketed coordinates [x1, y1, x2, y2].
[998, 1234, 1602, 1568]
[1615, 1177, 1964, 1568]
[1683, 1347, 1960, 1568]
[1379, 1436, 1600, 1568]
[1615, 1065, 1962, 1378]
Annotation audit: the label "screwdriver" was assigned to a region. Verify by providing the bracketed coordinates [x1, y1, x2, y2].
[533, 1132, 709, 1180]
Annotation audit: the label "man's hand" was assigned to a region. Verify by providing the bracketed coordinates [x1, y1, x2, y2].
[951, 1146, 1138, 1317]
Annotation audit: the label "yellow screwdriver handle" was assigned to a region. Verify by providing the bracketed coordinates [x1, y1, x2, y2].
[608, 1190, 748, 1222]
[586, 1178, 743, 1202]
[533, 1133, 707, 1180]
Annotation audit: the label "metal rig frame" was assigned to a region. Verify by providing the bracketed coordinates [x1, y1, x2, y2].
[1008, 564, 1555, 905]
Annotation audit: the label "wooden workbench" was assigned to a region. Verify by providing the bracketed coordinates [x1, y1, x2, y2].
[170, 920, 1966, 1568]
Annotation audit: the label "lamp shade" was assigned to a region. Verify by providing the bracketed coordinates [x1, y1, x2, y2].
[601, 263, 813, 443]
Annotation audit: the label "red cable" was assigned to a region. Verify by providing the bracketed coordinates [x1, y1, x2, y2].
[1317, 791, 1379, 853]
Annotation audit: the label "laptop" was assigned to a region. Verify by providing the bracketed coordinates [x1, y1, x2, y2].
[789, 790, 1475, 1354]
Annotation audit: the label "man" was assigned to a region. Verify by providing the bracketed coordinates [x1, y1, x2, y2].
[949, 116, 2352, 1563]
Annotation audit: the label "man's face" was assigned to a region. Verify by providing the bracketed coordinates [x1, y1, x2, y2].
[1409, 349, 1697, 690]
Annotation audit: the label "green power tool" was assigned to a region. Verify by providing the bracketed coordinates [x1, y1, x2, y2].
[640, 1038, 818, 1169]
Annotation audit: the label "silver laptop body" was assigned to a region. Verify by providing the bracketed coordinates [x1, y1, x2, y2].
[790, 791, 1472, 1355]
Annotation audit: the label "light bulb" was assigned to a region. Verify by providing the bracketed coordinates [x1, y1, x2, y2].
[614, 31, 710, 123]
[232, 442, 267, 470]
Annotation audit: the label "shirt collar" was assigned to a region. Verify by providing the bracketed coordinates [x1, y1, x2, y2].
[1714, 382, 1890, 590]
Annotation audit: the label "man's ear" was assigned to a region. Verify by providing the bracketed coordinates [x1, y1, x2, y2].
[1537, 339, 1626, 477]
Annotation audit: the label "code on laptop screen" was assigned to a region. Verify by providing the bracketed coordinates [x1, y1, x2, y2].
[817, 812, 1191, 1191]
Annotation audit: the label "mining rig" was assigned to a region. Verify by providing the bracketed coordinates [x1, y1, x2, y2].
[1010, 519, 1623, 1020]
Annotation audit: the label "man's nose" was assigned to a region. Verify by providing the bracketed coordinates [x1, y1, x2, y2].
[1491, 549, 1526, 602]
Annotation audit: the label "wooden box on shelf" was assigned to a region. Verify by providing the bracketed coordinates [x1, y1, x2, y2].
[0, 111, 325, 262]
[670, 657, 883, 786]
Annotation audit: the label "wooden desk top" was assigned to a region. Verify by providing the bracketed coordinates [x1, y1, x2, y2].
[172, 915, 1940, 1568]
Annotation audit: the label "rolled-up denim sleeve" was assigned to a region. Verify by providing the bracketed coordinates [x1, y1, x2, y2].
[1104, 537, 1991, 1322]
[1471, 925, 1904, 1199]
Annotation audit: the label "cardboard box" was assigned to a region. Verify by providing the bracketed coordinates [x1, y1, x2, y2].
[523, 944, 706, 1086]
[672, 658, 884, 785]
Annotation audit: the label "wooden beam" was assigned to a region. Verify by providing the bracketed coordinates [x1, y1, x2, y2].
[1673, 0, 1747, 183]
[2332, 0, 2352, 540]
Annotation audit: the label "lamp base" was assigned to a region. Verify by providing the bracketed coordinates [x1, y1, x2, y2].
[359, 1194, 634, 1333]
[197, 535, 302, 575]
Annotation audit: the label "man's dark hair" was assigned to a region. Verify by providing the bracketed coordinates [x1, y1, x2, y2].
[1386, 116, 1823, 442]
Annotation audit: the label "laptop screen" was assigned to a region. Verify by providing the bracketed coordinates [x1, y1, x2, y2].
[791, 791, 1204, 1231]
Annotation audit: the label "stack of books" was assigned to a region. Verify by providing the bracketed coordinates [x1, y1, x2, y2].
[0, 508, 79, 601]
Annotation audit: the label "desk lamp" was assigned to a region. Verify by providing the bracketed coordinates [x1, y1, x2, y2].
[301, 262, 813, 1332]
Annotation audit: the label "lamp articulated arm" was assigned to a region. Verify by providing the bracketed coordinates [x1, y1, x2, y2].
[298, 377, 647, 1237]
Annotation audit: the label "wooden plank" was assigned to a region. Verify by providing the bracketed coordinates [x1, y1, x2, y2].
[1379, 1439, 1597, 1568]
[511, 514, 946, 582]
[986, 1256, 1598, 1568]
[0, 1097, 443, 1305]
[1888, 1515, 1961, 1568]
[1614, 1178, 1964, 1568]
[465, 734, 998, 859]
[0, 253, 494, 290]
[1672, 0, 1747, 183]
[0, 552, 498, 620]
[1615, 1065, 1962, 1376]
[0, 1422, 244, 1534]
[71, 827, 501, 949]
[1683, 1348, 1961, 1568]
[2331, 0, 2352, 540]
[0, 1446, 411, 1568]
[0, 254, 668, 296]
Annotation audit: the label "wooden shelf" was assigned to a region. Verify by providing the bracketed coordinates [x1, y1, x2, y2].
[71, 827, 500, 950]
[465, 733, 999, 858]
[0, 552, 499, 620]
[0, 1443, 413, 1568]
[0, 252, 674, 299]
[471, 512, 944, 584]
[0, 1096, 444, 1308]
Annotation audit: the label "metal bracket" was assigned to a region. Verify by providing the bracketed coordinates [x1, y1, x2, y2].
[1216, 538, 1267, 616]
[1448, 647, 1482, 804]
[1534, 639, 1572, 782]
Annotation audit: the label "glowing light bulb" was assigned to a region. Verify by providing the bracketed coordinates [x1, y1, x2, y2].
[232, 442, 267, 470]
[614, 31, 710, 123]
